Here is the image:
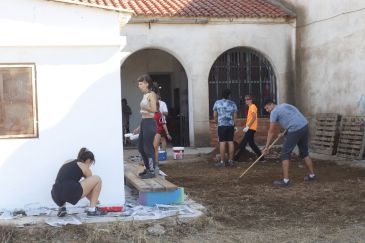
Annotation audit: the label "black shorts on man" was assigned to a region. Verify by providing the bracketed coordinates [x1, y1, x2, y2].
[218, 126, 235, 142]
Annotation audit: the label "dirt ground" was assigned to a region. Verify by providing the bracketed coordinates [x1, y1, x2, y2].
[2, 150, 365, 242]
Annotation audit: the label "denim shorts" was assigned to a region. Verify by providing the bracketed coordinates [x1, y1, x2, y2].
[281, 125, 309, 160]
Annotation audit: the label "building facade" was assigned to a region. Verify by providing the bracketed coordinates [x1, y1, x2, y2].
[119, 0, 296, 146]
[0, 0, 131, 209]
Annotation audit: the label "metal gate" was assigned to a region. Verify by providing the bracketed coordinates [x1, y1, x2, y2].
[208, 47, 277, 118]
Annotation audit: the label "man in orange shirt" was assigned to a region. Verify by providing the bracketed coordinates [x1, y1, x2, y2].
[234, 95, 264, 161]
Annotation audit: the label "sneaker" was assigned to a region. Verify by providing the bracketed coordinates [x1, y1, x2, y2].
[140, 170, 156, 179]
[227, 160, 235, 166]
[87, 208, 107, 216]
[57, 206, 67, 217]
[138, 169, 147, 176]
[304, 174, 316, 181]
[154, 166, 160, 177]
[273, 179, 290, 187]
[214, 161, 225, 167]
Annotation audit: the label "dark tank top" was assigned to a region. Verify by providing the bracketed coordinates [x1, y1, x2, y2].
[55, 160, 84, 184]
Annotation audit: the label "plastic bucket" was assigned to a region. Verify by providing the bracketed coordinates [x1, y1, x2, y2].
[158, 150, 167, 161]
[172, 147, 184, 160]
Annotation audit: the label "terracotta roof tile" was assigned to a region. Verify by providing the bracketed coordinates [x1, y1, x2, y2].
[49, 0, 292, 18]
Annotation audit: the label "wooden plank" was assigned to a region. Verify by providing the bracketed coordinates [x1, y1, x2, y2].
[337, 153, 358, 159]
[341, 121, 365, 126]
[339, 134, 363, 140]
[125, 172, 151, 192]
[316, 117, 339, 121]
[316, 125, 338, 131]
[337, 149, 359, 154]
[311, 140, 335, 147]
[314, 131, 338, 137]
[341, 130, 365, 136]
[311, 148, 333, 155]
[313, 135, 336, 141]
[337, 148, 360, 154]
[316, 121, 338, 126]
[341, 125, 364, 131]
[313, 137, 336, 143]
[337, 143, 362, 150]
[142, 178, 167, 192]
[154, 177, 178, 191]
[124, 162, 177, 192]
[338, 139, 363, 145]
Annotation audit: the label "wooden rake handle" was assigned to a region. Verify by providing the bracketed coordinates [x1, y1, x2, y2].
[237, 129, 287, 180]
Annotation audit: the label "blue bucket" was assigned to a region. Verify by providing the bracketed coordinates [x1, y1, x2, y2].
[158, 151, 167, 161]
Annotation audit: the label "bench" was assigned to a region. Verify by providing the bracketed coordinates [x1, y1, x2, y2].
[124, 162, 184, 206]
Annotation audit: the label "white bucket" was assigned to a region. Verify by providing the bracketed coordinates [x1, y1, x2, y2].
[172, 147, 184, 160]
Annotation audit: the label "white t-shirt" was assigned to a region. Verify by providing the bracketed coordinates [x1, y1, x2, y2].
[159, 100, 168, 114]
[159, 100, 168, 123]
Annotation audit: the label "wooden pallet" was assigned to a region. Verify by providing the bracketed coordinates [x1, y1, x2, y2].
[311, 113, 341, 155]
[336, 116, 365, 159]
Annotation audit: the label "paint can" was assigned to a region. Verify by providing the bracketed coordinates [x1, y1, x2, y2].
[158, 150, 167, 161]
[172, 147, 184, 160]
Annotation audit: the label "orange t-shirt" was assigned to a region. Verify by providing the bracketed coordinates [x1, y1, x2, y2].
[246, 104, 258, 131]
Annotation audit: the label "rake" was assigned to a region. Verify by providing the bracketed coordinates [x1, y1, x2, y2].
[234, 129, 287, 183]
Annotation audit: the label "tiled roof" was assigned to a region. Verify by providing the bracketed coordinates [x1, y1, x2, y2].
[47, 0, 129, 12]
[49, 0, 292, 18]
[120, 0, 291, 18]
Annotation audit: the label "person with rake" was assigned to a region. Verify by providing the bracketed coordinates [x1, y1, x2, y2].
[263, 100, 316, 186]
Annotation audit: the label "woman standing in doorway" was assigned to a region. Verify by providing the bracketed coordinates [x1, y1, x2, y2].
[134, 74, 158, 179]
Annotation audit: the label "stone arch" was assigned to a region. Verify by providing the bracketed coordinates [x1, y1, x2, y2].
[208, 46, 277, 118]
[120, 48, 191, 146]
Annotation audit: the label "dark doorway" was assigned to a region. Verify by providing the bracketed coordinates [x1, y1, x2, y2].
[151, 74, 189, 147]
[151, 74, 172, 109]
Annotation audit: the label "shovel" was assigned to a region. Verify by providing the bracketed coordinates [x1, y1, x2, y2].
[234, 129, 287, 183]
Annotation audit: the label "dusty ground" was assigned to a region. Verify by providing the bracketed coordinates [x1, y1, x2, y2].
[2, 150, 365, 242]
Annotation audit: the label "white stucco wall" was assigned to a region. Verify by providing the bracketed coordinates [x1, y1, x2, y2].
[283, 0, 365, 116]
[121, 20, 295, 145]
[0, 0, 130, 209]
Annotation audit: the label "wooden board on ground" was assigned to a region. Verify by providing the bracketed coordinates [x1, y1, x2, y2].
[310, 113, 341, 155]
[336, 116, 365, 160]
[124, 162, 177, 192]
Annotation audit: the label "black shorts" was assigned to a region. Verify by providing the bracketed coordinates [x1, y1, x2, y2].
[160, 129, 167, 138]
[51, 181, 83, 207]
[218, 126, 235, 142]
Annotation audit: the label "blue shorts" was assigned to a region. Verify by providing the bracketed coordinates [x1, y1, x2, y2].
[281, 125, 309, 160]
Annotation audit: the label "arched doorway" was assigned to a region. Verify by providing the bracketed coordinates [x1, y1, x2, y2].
[208, 47, 277, 118]
[121, 49, 190, 147]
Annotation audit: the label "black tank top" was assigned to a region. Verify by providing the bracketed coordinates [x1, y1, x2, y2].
[55, 160, 84, 184]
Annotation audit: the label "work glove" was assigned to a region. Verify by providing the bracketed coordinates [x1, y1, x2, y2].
[243, 126, 249, 133]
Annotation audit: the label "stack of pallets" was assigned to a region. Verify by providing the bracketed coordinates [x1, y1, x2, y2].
[336, 116, 365, 160]
[311, 113, 341, 155]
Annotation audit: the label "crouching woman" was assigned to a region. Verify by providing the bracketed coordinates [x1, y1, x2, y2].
[51, 148, 103, 217]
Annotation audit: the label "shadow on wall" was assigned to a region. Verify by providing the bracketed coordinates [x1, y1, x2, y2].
[359, 95, 365, 114]
[0, 71, 123, 209]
